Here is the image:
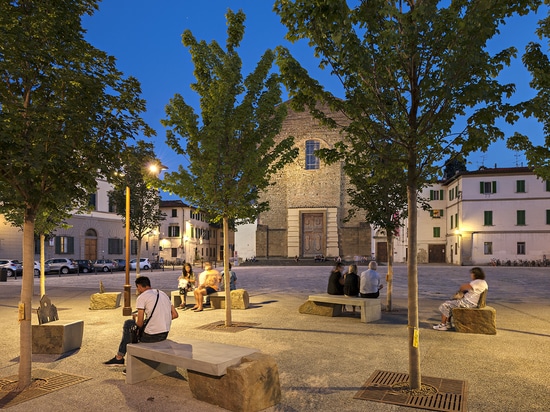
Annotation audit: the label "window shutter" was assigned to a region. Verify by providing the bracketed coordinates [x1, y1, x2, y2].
[439, 189, 444, 200]
[480, 182, 484, 193]
[440, 209, 444, 217]
[55, 237, 61, 254]
[492, 181, 497, 193]
[68, 237, 74, 254]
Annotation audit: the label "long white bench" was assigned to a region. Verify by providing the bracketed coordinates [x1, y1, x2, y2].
[126, 338, 258, 384]
[126, 339, 281, 411]
[300, 294, 382, 323]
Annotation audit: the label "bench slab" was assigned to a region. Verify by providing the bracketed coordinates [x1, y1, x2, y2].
[89, 292, 121, 310]
[32, 320, 84, 354]
[126, 338, 258, 384]
[300, 294, 382, 323]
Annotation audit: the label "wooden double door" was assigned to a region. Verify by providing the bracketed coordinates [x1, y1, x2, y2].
[301, 213, 324, 257]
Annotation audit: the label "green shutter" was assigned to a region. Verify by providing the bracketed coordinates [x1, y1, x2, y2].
[440, 209, 444, 217]
[55, 237, 61, 254]
[439, 189, 444, 200]
[547, 210, 550, 225]
[492, 181, 497, 193]
[480, 182, 484, 193]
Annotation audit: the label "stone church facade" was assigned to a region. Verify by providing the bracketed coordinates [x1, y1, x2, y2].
[256, 103, 370, 260]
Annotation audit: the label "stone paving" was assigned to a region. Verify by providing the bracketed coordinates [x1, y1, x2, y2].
[0, 264, 549, 411]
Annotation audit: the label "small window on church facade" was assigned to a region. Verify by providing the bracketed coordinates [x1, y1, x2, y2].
[305, 140, 320, 170]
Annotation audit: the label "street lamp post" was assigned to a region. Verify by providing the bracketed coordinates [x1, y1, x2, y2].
[123, 185, 132, 316]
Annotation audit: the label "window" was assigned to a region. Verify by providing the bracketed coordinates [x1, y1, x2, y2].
[449, 189, 454, 201]
[305, 140, 320, 170]
[55, 236, 74, 254]
[484, 242, 493, 255]
[450, 215, 454, 229]
[430, 190, 444, 200]
[108, 198, 117, 213]
[168, 225, 180, 237]
[480, 181, 497, 194]
[547, 210, 550, 225]
[171, 209, 177, 217]
[171, 247, 178, 258]
[108, 238, 123, 254]
[454, 213, 458, 229]
[516, 180, 526, 193]
[430, 209, 444, 218]
[546, 180, 550, 192]
[517, 242, 526, 255]
[89, 193, 97, 210]
[516, 210, 526, 226]
[483, 211, 493, 226]
[433, 227, 441, 238]
[131, 240, 138, 255]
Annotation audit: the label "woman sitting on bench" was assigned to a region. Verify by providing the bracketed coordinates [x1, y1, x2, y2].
[192, 264, 221, 312]
[433, 267, 488, 331]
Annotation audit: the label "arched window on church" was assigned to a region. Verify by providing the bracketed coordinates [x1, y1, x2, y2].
[305, 140, 320, 170]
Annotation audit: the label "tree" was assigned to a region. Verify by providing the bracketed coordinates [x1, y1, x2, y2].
[108, 141, 166, 276]
[0, 0, 153, 389]
[275, 0, 541, 389]
[507, 10, 550, 181]
[161, 9, 298, 326]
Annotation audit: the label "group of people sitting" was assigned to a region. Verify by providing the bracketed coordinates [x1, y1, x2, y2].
[328, 261, 384, 299]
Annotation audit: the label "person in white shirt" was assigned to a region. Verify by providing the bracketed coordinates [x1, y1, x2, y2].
[360, 261, 384, 298]
[433, 267, 488, 331]
[104, 276, 178, 366]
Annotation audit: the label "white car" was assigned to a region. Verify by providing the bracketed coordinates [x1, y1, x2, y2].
[33, 261, 51, 276]
[0, 259, 22, 277]
[129, 258, 151, 270]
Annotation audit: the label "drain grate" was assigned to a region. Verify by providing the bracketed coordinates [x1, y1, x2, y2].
[196, 321, 260, 333]
[0, 369, 91, 409]
[354, 370, 467, 412]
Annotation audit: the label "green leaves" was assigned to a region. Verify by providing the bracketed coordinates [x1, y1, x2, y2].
[162, 9, 297, 223]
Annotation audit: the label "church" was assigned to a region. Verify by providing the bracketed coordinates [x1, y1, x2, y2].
[255, 103, 371, 260]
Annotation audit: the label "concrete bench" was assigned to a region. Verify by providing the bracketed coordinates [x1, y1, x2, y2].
[453, 290, 496, 335]
[299, 294, 382, 323]
[89, 292, 121, 310]
[209, 289, 250, 309]
[32, 295, 84, 354]
[126, 339, 281, 412]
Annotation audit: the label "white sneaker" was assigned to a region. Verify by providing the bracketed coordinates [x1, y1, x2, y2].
[433, 323, 449, 331]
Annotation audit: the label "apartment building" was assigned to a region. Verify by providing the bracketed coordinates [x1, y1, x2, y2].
[384, 167, 550, 265]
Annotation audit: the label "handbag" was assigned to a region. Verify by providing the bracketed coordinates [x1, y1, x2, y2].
[452, 290, 465, 300]
[130, 290, 159, 343]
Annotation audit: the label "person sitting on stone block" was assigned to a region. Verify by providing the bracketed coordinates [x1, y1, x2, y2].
[433, 267, 488, 331]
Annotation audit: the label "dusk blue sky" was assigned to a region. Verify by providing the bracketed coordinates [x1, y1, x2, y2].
[82, 2, 547, 199]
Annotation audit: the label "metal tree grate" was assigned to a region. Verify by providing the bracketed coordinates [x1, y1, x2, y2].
[354, 370, 467, 412]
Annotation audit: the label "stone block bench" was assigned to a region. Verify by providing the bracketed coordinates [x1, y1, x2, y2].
[452, 290, 496, 335]
[89, 292, 121, 310]
[209, 289, 250, 309]
[32, 295, 84, 355]
[299, 294, 382, 323]
[126, 338, 281, 412]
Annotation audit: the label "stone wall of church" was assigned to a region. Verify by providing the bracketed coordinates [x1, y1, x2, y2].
[256, 103, 371, 259]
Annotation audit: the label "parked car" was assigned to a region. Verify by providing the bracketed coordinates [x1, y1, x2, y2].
[0, 259, 23, 277]
[75, 259, 94, 273]
[93, 259, 118, 272]
[130, 258, 151, 270]
[113, 259, 126, 271]
[45, 258, 78, 275]
[32, 260, 51, 276]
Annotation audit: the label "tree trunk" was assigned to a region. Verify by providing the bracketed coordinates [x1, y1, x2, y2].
[18, 212, 35, 390]
[40, 233, 46, 297]
[385, 233, 394, 312]
[407, 164, 421, 389]
[223, 217, 232, 326]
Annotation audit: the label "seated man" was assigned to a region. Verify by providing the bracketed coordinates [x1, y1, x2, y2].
[192, 262, 221, 312]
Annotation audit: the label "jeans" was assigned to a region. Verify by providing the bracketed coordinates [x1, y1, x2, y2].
[117, 319, 169, 356]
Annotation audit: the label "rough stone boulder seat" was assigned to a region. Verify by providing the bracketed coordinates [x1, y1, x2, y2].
[452, 290, 497, 335]
[89, 282, 121, 309]
[299, 294, 382, 323]
[32, 295, 84, 354]
[126, 338, 280, 412]
[209, 289, 250, 309]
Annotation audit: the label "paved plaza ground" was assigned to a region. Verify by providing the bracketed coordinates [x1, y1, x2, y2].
[0, 263, 549, 411]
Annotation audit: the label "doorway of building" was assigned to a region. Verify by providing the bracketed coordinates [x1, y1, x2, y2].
[376, 242, 388, 263]
[84, 228, 98, 260]
[301, 213, 324, 257]
[428, 244, 445, 263]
